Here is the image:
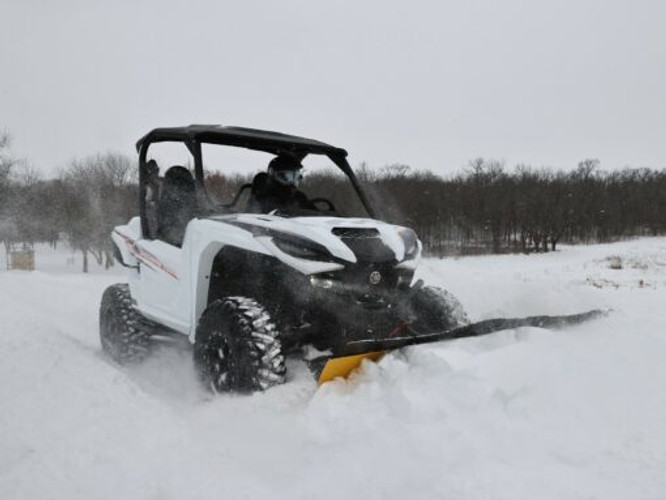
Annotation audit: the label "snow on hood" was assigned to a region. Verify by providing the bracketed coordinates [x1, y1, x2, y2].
[210, 213, 410, 263]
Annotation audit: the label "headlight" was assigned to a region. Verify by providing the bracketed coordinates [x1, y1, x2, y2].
[399, 228, 420, 260]
[310, 276, 335, 289]
[273, 236, 332, 261]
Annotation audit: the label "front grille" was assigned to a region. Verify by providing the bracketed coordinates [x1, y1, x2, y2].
[337, 263, 401, 294]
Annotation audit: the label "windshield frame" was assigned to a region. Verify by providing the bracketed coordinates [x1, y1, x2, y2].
[137, 138, 378, 237]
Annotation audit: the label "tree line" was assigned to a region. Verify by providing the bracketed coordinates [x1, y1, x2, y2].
[1, 133, 665, 271]
[362, 158, 666, 254]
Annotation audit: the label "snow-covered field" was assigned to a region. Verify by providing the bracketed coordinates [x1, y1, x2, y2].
[1, 239, 666, 499]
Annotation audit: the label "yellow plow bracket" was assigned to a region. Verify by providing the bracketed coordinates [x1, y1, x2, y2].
[317, 351, 385, 385]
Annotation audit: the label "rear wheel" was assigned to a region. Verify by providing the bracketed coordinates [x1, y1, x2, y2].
[410, 285, 469, 333]
[194, 297, 286, 394]
[99, 283, 151, 363]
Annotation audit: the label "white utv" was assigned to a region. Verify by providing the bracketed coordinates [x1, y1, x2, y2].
[101, 125, 603, 393]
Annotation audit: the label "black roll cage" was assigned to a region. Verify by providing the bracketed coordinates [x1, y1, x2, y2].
[136, 125, 377, 238]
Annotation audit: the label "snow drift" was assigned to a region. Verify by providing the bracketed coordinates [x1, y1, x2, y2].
[1, 239, 666, 499]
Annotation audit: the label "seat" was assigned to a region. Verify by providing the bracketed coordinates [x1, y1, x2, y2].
[157, 166, 197, 246]
[246, 172, 270, 213]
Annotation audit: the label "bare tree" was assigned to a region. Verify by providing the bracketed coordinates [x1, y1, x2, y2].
[59, 153, 137, 272]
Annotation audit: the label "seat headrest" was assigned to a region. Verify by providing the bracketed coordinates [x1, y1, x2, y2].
[164, 166, 194, 190]
[251, 172, 270, 193]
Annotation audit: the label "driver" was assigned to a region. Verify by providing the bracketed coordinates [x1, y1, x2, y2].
[250, 154, 314, 213]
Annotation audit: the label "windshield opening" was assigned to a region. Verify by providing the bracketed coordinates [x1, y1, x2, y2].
[199, 145, 370, 218]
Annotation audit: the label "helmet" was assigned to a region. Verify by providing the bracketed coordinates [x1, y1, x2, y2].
[267, 155, 304, 187]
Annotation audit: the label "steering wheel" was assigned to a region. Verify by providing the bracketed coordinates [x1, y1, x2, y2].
[221, 183, 252, 210]
[310, 197, 337, 213]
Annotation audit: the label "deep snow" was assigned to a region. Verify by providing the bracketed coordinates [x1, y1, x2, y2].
[1, 240, 666, 499]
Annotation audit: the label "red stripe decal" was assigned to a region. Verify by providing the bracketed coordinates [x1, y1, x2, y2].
[113, 230, 179, 280]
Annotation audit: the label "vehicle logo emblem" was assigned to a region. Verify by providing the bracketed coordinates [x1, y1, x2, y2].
[369, 271, 382, 285]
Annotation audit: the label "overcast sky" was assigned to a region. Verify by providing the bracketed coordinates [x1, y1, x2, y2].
[1, 0, 664, 176]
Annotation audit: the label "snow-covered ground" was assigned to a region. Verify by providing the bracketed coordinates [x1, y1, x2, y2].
[1, 239, 666, 499]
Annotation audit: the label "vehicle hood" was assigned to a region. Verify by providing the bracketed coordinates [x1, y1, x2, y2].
[208, 213, 417, 264]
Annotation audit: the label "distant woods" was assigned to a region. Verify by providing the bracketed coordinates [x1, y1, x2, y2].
[1, 132, 665, 271]
[363, 158, 666, 254]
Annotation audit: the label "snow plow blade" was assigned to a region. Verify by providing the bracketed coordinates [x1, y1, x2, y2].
[314, 309, 608, 384]
[317, 351, 385, 384]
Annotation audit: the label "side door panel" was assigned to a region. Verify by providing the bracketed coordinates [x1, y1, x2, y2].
[133, 239, 191, 334]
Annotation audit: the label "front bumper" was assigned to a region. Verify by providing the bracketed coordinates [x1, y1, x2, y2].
[299, 270, 416, 349]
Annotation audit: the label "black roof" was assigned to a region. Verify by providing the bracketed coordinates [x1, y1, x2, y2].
[136, 124, 347, 158]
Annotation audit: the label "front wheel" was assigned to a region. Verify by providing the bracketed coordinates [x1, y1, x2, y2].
[193, 297, 287, 394]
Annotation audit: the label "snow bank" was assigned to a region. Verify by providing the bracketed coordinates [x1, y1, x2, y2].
[1, 239, 666, 499]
